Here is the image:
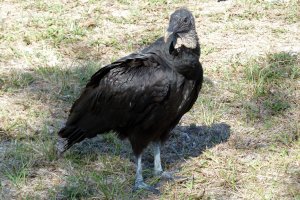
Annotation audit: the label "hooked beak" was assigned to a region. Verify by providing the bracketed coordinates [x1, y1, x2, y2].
[164, 31, 173, 43]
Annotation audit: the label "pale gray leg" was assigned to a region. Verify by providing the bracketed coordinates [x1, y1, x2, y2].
[153, 142, 174, 180]
[135, 154, 143, 184]
[133, 154, 159, 194]
[153, 142, 163, 175]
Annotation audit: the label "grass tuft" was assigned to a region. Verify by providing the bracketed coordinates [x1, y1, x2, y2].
[244, 52, 299, 97]
[2, 143, 36, 187]
[0, 71, 35, 92]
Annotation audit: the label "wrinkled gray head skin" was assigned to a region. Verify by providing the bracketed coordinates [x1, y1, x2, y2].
[166, 8, 196, 36]
[164, 8, 198, 50]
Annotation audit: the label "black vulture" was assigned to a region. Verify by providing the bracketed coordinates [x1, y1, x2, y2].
[57, 8, 203, 193]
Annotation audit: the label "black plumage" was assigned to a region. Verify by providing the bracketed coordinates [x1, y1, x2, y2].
[57, 8, 203, 192]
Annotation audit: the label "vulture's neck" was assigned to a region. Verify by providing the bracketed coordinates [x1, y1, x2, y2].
[175, 30, 200, 56]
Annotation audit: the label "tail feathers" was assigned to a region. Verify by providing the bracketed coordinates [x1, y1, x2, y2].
[57, 126, 86, 155]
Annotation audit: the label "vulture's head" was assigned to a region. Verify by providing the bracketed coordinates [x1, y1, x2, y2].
[165, 8, 198, 54]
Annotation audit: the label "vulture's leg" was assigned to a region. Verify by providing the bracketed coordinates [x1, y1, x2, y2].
[133, 154, 160, 194]
[153, 142, 174, 180]
[153, 142, 163, 175]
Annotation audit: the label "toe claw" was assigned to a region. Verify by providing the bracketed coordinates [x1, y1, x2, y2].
[161, 171, 174, 181]
[153, 170, 163, 176]
[133, 181, 160, 194]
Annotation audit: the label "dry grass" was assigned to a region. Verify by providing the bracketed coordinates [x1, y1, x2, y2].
[0, 0, 300, 199]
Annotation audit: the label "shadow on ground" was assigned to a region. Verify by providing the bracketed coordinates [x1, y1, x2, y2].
[162, 123, 230, 164]
[53, 122, 231, 199]
[71, 123, 231, 171]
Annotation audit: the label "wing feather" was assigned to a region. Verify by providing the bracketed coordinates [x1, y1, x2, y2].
[65, 53, 171, 135]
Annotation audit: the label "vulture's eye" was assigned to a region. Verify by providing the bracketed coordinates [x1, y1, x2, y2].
[183, 17, 188, 23]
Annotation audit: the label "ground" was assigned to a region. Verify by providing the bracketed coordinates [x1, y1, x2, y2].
[0, 0, 299, 199]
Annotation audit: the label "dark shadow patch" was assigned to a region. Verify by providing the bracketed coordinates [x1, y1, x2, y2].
[162, 123, 230, 164]
[68, 123, 231, 170]
[59, 122, 230, 198]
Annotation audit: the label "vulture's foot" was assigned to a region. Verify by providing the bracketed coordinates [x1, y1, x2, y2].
[155, 171, 175, 181]
[133, 180, 160, 194]
[160, 171, 174, 181]
[155, 171, 183, 182]
[154, 169, 163, 176]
